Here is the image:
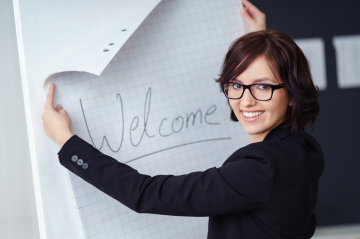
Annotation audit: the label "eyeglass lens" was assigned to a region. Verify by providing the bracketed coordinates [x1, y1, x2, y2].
[223, 83, 273, 100]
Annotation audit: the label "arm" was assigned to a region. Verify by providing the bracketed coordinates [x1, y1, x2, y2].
[240, 0, 266, 33]
[58, 135, 276, 217]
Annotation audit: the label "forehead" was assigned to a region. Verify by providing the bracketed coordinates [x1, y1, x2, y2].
[235, 56, 281, 84]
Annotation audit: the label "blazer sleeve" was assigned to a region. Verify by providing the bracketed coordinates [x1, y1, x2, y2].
[58, 135, 276, 217]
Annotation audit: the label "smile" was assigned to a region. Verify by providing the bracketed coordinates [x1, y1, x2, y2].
[241, 111, 264, 122]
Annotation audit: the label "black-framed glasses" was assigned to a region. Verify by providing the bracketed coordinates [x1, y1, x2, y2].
[221, 82, 285, 101]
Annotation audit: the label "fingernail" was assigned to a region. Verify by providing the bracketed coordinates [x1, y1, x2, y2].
[56, 104, 62, 109]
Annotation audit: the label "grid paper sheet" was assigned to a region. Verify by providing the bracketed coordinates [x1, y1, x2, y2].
[14, 0, 249, 238]
[13, 0, 162, 238]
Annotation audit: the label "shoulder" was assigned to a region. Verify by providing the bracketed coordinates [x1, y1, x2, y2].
[251, 121, 324, 160]
[257, 130, 323, 160]
[250, 129, 324, 176]
[224, 123, 324, 171]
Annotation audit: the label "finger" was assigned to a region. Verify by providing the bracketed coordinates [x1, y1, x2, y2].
[55, 104, 63, 112]
[240, 0, 246, 8]
[45, 83, 55, 108]
[241, 0, 263, 18]
[240, 7, 254, 25]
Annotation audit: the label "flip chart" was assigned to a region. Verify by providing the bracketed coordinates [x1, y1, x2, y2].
[13, 0, 248, 238]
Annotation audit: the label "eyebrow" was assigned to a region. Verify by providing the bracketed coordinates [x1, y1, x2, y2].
[233, 77, 278, 84]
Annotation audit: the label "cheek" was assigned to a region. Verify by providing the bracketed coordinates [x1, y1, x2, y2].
[229, 100, 238, 111]
[267, 93, 289, 116]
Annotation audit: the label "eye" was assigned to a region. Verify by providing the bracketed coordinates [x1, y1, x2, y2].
[232, 83, 242, 90]
[257, 84, 271, 90]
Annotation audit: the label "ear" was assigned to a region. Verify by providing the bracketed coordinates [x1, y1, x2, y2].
[288, 98, 293, 107]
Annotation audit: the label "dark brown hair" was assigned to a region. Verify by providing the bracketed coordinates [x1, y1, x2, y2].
[215, 29, 320, 134]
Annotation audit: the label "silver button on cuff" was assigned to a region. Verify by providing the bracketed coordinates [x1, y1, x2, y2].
[71, 155, 78, 162]
[82, 163, 88, 170]
[77, 159, 84, 166]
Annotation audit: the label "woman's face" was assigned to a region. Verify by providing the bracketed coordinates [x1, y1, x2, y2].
[229, 55, 292, 143]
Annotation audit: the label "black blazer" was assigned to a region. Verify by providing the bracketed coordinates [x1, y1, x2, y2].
[58, 121, 324, 239]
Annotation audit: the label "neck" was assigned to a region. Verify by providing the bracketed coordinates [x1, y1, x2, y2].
[248, 119, 286, 144]
[249, 131, 268, 144]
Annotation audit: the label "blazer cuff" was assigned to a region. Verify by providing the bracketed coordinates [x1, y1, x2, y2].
[57, 134, 96, 171]
[57, 135, 85, 159]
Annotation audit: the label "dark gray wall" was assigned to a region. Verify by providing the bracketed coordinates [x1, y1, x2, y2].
[251, 0, 360, 226]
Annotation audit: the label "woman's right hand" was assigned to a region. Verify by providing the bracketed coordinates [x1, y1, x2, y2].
[240, 0, 266, 33]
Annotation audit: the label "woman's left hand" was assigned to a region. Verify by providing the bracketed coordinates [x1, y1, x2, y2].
[240, 0, 266, 33]
[42, 83, 73, 148]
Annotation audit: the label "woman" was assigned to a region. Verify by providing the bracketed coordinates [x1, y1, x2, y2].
[42, 1, 324, 238]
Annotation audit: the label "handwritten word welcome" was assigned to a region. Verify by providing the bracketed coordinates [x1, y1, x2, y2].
[80, 87, 228, 162]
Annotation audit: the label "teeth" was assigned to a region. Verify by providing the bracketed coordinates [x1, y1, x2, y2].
[243, 111, 263, 118]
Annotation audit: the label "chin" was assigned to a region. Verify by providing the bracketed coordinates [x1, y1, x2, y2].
[243, 127, 264, 136]
[239, 121, 264, 135]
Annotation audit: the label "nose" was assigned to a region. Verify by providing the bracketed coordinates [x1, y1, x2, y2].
[240, 88, 256, 107]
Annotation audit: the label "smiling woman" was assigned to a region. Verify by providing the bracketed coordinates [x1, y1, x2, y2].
[215, 30, 320, 143]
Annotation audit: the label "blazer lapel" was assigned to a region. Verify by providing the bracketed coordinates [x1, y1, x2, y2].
[263, 121, 293, 142]
[222, 122, 293, 166]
